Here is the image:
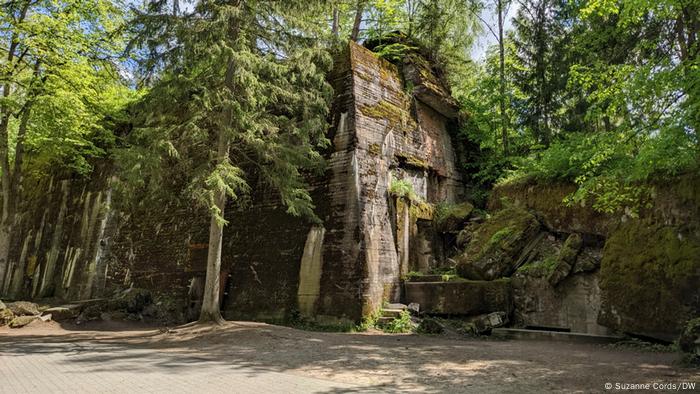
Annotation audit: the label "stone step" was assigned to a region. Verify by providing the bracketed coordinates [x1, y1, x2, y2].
[492, 328, 624, 345]
[385, 303, 407, 310]
[382, 308, 404, 318]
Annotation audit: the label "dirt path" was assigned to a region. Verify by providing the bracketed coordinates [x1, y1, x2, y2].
[1, 321, 698, 393]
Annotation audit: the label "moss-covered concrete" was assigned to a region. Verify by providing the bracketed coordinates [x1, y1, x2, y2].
[598, 221, 700, 341]
[434, 202, 474, 232]
[456, 206, 541, 280]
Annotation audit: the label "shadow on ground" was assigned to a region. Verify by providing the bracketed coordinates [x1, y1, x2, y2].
[1, 321, 697, 393]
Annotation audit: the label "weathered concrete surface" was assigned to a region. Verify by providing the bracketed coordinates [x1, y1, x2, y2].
[512, 271, 611, 336]
[488, 174, 700, 236]
[404, 279, 512, 315]
[598, 222, 700, 341]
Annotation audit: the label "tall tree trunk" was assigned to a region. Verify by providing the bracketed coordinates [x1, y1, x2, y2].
[498, 0, 508, 155]
[199, 129, 230, 324]
[351, 0, 365, 41]
[332, 7, 340, 37]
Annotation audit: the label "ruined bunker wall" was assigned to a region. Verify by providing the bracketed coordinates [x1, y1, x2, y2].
[2, 156, 211, 314]
[220, 194, 311, 321]
[488, 175, 700, 340]
[2, 165, 115, 301]
[107, 191, 210, 310]
[489, 173, 700, 237]
[219, 43, 367, 323]
[347, 42, 463, 316]
[312, 44, 366, 323]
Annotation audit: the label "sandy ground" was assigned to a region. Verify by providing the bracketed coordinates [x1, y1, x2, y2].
[1, 320, 698, 393]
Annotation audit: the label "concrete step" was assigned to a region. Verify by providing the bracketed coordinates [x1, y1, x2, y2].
[492, 328, 624, 345]
[382, 308, 404, 318]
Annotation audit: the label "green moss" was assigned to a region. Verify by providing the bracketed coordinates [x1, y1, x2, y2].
[434, 202, 474, 230]
[368, 143, 381, 156]
[402, 271, 422, 281]
[599, 221, 700, 338]
[409, 200, 434, 220]
[489, 226, 516, 246]
[517, 256, 558, 277]
[360, 100, 415, 129]
[465, 206, 540, 265]
[395, 152, 429, 170]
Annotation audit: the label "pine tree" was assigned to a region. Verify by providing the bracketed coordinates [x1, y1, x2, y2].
[130, 0, 333, 323]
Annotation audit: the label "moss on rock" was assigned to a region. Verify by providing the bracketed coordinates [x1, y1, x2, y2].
[456, 206, 541, 280]
[598, 222, 700, 341]
[0, 308, 14, 326]
[547, 233, 582, 286]
[435, 202, 474, 232]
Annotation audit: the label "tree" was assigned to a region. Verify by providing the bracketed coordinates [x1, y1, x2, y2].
[0, 0, 129, 295]
[467, 0, 513, 154]
[130, 0, 333, 323]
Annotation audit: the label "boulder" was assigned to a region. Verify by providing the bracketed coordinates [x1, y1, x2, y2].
[42, 305, 81, 322]
[456, 206, 541, 280]
[435, 202, 474, 232]
[0, 308, 14, 326]
[471, 311, 508, 334]
[76, 304, 103, 324]
[9, 315, 38, 328]
[598, 222, 700, 341]
[572, 247, 601, 274]
[547, 233, 582, 286]
[7, 301, 40, 316]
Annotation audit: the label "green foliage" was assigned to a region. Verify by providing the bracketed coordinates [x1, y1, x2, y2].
[389, 179, 420, 202]
[433, 202, 474, 226]
[357, 310, 382, 332]
[128, 0, 333, 223]
[382, 310, 413, 333]
[463, 0, 699, 214]
[402, 271, 422, 281]
[373, 42, 419, 63]
[0, 0, 133, 179]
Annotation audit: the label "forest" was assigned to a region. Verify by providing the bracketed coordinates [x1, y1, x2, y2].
[0, 0, 698, 321]
[0, 0, 699, 391]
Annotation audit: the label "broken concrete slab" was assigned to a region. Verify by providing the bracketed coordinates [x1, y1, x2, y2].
[7, 301, 40, 316]
[42, 305, 81, 321]
[404, 279, 512, 315]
